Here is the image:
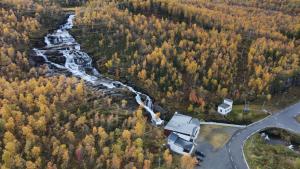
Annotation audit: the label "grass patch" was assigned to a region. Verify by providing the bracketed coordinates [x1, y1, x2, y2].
[185, 104, 269, 126]
[199, 125, 231, 150]
[210, 133, 229, 150]
[224, 86, 300, 125]
[245, 134, 300, 169]
[226, 104, 269, 124]
[296, 115, 300, 123]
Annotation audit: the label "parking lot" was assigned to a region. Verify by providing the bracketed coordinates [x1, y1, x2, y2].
[195, 124, 240, 169]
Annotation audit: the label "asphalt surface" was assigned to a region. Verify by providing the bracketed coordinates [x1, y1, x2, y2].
[198, 101, 300, 169]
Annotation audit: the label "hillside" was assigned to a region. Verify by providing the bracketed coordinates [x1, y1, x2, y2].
[71, 0, 300, 120]
[0, 0, 181, 168]
[1, 0, 300, 169]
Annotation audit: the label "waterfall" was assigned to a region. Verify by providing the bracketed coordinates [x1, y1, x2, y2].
[33, 14, 164, 126]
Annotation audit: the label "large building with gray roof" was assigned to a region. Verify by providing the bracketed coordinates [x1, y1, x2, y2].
[164, 112, 200, 154]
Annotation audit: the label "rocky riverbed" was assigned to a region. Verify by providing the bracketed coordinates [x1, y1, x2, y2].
[30, 14, 166, 125]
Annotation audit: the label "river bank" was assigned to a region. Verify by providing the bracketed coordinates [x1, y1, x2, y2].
[24, 11, 182, 168]
[31, 14, 165, 126]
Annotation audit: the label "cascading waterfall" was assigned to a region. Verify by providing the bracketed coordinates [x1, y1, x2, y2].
[33, 14, 164, 126]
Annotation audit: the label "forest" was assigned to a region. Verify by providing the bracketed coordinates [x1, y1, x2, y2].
[71, 0, 300, 117]
[1, 0, 300, 168]
[0, 0, 191, 168]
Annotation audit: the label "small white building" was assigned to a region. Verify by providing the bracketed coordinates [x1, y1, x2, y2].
[218, 98, 233, 115]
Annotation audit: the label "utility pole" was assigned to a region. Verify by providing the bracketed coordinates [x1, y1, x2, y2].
[243, 99, 249, 113]
[262, 100, 265, 110]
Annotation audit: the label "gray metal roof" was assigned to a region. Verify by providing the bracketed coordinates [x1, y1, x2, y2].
[168, 132, 178, 142]
[167, 133, 193, 152]
[219, 103, 230, 109]
[175, 136, 193, 148]
[164, 113, 200, 135]
[190, 118, 200, 126]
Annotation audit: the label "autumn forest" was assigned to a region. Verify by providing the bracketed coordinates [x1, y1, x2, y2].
[0, 0, 300, 169]
[72, 0, 300, 117]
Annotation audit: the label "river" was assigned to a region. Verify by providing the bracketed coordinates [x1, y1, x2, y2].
[33, 14, 164, 126]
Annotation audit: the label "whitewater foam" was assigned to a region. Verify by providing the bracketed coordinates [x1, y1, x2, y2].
[34, 14, 164, 126]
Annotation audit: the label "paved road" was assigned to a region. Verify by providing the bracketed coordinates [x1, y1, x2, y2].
[197, 102, 300, 169]
[227, 102, 300, 169]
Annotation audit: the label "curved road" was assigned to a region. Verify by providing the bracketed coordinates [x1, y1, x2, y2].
[227, 102, 300, 169]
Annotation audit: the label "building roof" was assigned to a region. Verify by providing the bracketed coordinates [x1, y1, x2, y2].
[218, 103, 230, 109]
[167, 133, 194, 154]
[164, 112, 200, 136]
[190, 118, 201, 125]
[224, 98, 233, 103]
[168, 132, 179, 143]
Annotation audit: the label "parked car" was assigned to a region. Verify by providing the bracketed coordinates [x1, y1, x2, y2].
[195, 150, 206, 158]
[196, 155, 204, 162]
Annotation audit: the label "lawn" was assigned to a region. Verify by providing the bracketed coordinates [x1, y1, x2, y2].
[226, 86, 300, 125]
[244, 133, 300, 169]
[197, 125, 238, 150]
[190, 104, 270, 126]
[226, 104, 269, 124]
[296, 115, 300, 123]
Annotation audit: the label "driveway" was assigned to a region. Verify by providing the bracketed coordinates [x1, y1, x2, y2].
[195, 124, 240, 169]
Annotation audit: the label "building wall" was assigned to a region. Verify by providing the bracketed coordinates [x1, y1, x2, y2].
[218, 106, 232, 115]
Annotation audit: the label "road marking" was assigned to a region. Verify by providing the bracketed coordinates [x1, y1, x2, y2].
[200, 122, 246, 128]
[226, 102, 300, 169]
[287, 128, 298, 133]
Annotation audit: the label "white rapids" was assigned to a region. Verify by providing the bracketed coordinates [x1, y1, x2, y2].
[33, 14, 164, 126]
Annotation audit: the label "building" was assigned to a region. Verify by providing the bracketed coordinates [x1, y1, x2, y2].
[218, 98, 233, 115]
[167, 133, 195, 155]
[164, 112, 200, 142]
[164, 112, 200, 155]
